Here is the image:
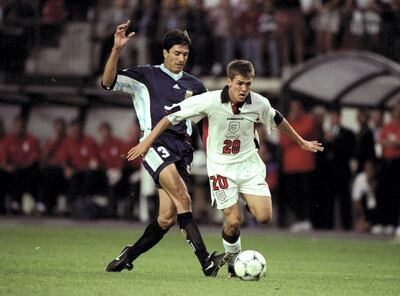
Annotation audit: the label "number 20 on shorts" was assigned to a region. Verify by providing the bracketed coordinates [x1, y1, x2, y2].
[210, 175, 229, 190]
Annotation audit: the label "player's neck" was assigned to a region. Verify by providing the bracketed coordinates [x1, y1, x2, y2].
[160, 64, 183, 81]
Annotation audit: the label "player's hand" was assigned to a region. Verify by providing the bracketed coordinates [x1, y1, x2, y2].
[300, 140, 324, 153]
[113, 20, 135, 49]
[127, 141, 150, 161]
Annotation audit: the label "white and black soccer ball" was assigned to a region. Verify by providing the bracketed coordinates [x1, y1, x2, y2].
[234, 250, 267, 281]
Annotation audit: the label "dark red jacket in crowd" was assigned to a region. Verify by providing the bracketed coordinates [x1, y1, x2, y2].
[98, 136, 126, 170]
[2, 133, 40, 168]
[59, 135, 98, 171]
[0, 135, 6, 166]
[280, 114, 317, 174]
[42, 136, 68, 167]
[380, 121, 400, 159]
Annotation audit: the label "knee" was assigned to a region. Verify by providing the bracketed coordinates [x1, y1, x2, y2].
[254, 210, 273, 224]
[165, 181, 190, 203]
[172, 187, 191, 209]
[158, 215, 176, 229]
[175, 186, 190, 202]
[225, 216, 241, 233]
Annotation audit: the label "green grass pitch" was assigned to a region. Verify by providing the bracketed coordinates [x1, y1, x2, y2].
[0, 222, 399, 296]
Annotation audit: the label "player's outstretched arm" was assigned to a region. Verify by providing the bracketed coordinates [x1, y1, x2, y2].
[127, 117, 172, 160]
[102, 20, 135, 87]
[278, 118, 324, 153]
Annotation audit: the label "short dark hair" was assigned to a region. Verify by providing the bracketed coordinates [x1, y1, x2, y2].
[161, 30, 191, 51]
[329, 104, 342, 114]
[69, 118, 83, 128]
[227, 60, 255, 80]
[54, 117, 65, 126]
[99, 121, 111, 131]
[14, 114, 27, 127]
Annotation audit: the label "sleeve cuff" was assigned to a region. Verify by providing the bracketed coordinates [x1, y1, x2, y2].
[101, 75, 117, 90]
[274, 110, 284, 125]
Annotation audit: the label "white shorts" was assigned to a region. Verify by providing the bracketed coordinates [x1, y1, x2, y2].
[312, 10, 340, 33]
[207, 153, 271, 210]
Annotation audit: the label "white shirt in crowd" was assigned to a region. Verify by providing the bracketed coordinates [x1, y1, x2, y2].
[352, 172, 377, 209]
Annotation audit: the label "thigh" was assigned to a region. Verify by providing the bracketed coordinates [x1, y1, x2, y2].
[68, 172, 85, 194]
[242, 194, 272, 219]
[237, 154, 270, 197]
[12, 168, 30, 193]
[142, 136, 193, 185]
[158, 163, 191, 213]
[207, 162, 239, 210]
[158, 188, 177, 220]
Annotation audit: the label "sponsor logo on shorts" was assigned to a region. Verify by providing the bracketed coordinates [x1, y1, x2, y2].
[214, 190, 226, 202]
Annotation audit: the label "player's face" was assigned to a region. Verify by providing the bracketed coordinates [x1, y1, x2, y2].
[227, 75, 253, 104]
[163, 44, 189, 74]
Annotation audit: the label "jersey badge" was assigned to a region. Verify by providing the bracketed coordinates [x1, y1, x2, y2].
[228, 122, 240, 133]
[184, 90, 193, 99]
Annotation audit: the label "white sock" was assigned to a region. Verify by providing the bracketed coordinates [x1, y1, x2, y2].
[222, 236, 241, 254]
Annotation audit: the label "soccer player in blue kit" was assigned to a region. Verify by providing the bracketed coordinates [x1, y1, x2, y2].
[101, 20, 228, 276]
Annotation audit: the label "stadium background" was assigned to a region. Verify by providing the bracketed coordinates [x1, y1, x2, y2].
[0, 1, 399, 295]
[0, 0, 400, 228]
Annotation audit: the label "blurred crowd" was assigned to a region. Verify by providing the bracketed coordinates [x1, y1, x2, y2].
[0, 101, 399, 237]
[0, 115, 142, 219]
[0, 0, 399, 236]
[1, 0, 400, 76]
[269, 100, 400, 236]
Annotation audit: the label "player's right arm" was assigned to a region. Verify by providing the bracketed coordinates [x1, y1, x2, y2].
[127, 117, 172, 160]
[102, 20, 135, 87]
[127, 92, 210, 160]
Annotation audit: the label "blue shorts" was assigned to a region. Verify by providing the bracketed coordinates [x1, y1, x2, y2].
[142, 131, 193, 186]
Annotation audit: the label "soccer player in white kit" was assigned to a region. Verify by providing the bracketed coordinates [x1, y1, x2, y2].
[127, 59, 324, 276]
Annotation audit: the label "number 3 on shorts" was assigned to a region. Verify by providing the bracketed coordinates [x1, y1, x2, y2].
[157, 146, 171, 158]
[210, 175, 229, 190]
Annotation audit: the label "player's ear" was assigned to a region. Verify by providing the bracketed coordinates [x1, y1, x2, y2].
[163, 49, 168, 58]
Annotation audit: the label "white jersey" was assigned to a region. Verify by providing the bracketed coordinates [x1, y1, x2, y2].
[167, 86, 278, 164]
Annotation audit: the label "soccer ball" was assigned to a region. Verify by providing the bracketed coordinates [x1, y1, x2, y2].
[234, 250, 267, 281]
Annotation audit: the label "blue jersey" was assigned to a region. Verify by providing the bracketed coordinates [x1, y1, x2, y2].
[102, 64, 207, 138]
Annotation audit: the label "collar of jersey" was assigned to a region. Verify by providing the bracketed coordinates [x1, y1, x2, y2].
[220, 85, 252, 105]
[159, 64, 183, 81]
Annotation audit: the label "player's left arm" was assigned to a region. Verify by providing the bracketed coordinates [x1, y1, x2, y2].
[277, 117, 324, 153]
[257, 95, 323, 153]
